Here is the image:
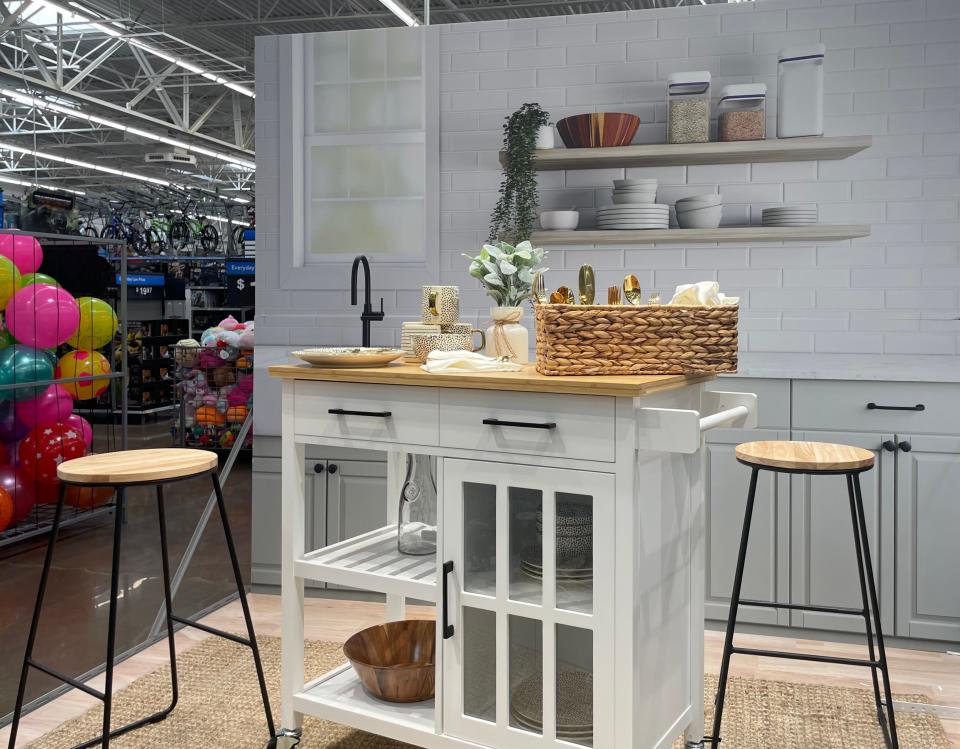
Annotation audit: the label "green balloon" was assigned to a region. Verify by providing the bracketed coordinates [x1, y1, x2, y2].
[0, 327, 14, 352]
[20, 272, 59, 288]
[0, 344, 55, 401]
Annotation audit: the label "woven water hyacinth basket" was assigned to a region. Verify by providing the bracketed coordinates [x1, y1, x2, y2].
[534, 303, 738, 376]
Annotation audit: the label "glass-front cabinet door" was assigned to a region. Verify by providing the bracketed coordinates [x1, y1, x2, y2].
[442, 459, 615, 747]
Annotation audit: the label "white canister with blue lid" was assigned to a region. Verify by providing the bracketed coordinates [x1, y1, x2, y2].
[777, 43, 825, 138]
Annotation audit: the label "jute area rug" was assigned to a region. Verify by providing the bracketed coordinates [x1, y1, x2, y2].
[27, 636, 948, 749]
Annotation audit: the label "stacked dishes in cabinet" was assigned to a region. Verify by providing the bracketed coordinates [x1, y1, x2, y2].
[598, 178, 668, 230]
[675, 194, 723, 229]
[762, 205, 818, 227]
[511, 669, 594, 743]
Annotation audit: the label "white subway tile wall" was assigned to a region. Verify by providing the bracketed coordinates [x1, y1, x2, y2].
[255, 0, 960, 357]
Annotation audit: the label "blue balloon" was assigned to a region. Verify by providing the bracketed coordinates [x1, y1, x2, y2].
[0, 345, 55, 401]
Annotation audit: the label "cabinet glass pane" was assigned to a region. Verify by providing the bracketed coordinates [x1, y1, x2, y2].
[556, 624, 594, 747]
[463, 482, 496, 595]
[509, 615, 543, 736]
[313, 33, 347, 82]
[509, 486, 543, 605]
[555, 491, 594, 614]
[463, 607, 496, 723]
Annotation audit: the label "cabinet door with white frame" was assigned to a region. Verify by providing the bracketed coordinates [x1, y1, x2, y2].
[790, 431, 894, 634]
[441, 459, 614, 748]
[895, 434, 960, 641]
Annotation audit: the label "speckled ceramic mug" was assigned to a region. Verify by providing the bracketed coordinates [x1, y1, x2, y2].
[421, 286, 460, 325]
[411, 330, 485, 362]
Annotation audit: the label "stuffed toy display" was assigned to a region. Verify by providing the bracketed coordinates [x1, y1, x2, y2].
[175, 315, 253, 450]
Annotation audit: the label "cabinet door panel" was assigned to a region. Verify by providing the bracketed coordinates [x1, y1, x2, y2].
[896, 434, 960, 641]
[705, 429, 790, 625]
[326, 460, 389, 545]
[790, 431, 894, 633]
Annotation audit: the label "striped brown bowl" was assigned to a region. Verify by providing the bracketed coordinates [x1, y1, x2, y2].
[556, 112, 641, 148]
[344, 620, 436, 703]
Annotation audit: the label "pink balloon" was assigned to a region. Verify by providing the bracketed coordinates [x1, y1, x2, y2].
[0, 235, 42, 274]
[62, 414, 93, 448]
[15, 385, 74, 428]
[5, 284, 80, 348]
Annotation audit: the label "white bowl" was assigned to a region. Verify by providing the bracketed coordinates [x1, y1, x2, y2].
[676, 204, 722, 229]
[677, 194, 722, 207]
[614, 179, 657, 189]
[612, 193, 657, 204]
[540, 210, 580, 230]
[676, 200, 723, 213]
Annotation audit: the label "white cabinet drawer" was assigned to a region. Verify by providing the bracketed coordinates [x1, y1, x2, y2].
[438, 389, 616, 462]
[792, 380, 960, 434]
[293, 381, 439, 446]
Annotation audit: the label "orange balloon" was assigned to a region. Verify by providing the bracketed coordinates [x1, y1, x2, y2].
[0, 486, 13, 531]
[64, 486, 114, 509]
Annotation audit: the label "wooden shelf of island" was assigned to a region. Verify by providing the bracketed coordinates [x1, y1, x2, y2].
[501, 135, 872, 170]
[529, 224, 871, 246]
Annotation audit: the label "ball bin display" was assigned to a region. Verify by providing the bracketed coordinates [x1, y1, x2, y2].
[174, 315, 254, 451]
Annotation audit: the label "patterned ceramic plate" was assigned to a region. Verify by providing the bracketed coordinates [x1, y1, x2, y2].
[292, 348, 404, 368]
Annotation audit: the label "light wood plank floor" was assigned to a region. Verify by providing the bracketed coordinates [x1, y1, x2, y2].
[3, 594, 958, 747]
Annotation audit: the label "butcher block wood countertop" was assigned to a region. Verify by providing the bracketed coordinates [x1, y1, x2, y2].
[268, 362, 715, 397]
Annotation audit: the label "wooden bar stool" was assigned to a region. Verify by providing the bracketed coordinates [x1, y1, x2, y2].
[7, 449, 275, 749]
[709, 441, 899, 749]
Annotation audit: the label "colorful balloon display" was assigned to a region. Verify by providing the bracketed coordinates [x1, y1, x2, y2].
[19, 272, 59, 288]
[14, 385, 74, 429]
[55, 350, 111, 400]
[65, 486, 114, 510]
[0, 345, 56, 401]
[0, 256, 21, 309]
[0, 464, 35, 525]
[0, 234, 42, 274]
[0, 399, 29, 441]
[63, 414, 93, 448]
[6, 283, 80, 349]
[66, 297, 118, 351]
[0, 486, 13, 531]
[19, 422, 87, 485]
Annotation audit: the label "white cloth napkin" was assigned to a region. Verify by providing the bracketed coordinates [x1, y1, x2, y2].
[420, 350, 523, 373]
[668, 281, 739, 306]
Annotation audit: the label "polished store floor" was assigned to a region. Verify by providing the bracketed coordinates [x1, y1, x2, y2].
[0, 416, 252, 720]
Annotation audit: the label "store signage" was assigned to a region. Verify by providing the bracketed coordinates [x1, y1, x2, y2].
[118, 272, 165, 300]
[225, 259, 255, 307]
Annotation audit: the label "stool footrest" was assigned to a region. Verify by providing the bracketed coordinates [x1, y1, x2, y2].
[170, 613, 252, 647]
[731, 646, 880, 669]
[738, 599, 866, 617]
[68, 707, 174, 749]
[26, 659, 105, 701]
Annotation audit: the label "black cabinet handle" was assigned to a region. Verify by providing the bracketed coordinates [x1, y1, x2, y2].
[882, 440, 896, 452]
[313, 462, 325, 473]
[328, 408, 392, 418]
[866, 402, 924, 412]
[482, 418, 557, 430]
[442, 561, 454, 640]
[328, 464, 338, 474]
[898, 441, 912, 452]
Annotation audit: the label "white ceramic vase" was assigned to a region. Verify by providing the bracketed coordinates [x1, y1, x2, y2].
[485, 306, 529, 364]
[535, 124, 555, 150]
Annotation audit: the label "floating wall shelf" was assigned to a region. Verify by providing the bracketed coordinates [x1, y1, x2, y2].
[529, 225, 871, 246]
[501, 135, 872, 170]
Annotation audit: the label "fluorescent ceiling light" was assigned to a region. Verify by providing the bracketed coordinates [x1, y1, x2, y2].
[378, 0, 420, 26]
[0, 173, 85, 195]
[0, 88, 257, 171]
[0, 139, 172, 186]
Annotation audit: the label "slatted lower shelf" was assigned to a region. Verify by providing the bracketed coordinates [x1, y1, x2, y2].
[294, 525, 437, 600]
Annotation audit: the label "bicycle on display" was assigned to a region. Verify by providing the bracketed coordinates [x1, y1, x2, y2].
[99, 200, 147, 252]
[169, 201, 220, 254]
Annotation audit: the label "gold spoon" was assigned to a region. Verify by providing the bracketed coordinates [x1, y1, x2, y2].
[550, 286, 574, 304]
[578, 264, 595, 305]
[623, 274, 643, 305]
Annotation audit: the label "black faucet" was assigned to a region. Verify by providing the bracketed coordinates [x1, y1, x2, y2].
[351, 254, 384, 348]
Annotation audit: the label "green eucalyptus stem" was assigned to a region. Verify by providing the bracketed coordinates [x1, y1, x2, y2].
[489, 103, 550, 245]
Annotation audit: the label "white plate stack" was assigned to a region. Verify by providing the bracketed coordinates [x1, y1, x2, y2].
[596, 204, 669, 229]
[611, 178, 658, 205]
[762, 206, 818, 227]
[675, 194, 723, 229]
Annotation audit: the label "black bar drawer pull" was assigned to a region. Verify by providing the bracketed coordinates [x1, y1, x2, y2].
[483, 418, 557, 430]
[866, 403, 924, 412]
[442, 561, 455, 640]
[328, 408, 392, 418]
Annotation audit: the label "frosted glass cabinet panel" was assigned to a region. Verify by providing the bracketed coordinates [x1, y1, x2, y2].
[303, 27, 430, 262]
[443, 459, 614, 748]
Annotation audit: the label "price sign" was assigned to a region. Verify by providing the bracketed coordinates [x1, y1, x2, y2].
[226, 259, 255, 307]
[118, 273, 165, 301]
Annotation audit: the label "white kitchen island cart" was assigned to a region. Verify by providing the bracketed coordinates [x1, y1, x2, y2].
[268, 363, 757, 749]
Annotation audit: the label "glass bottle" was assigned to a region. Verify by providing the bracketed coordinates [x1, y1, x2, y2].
[397, 453, 437, 555]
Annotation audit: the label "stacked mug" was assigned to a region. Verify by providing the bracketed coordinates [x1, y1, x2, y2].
[404, 285, 485, 362]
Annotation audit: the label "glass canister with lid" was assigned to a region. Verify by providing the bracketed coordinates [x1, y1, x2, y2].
[718, 83, 768, 141]
[666, 71, 711, 144]
[777, 43, 826, 138]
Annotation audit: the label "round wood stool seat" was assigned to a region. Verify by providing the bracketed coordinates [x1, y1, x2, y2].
[57, 448, 218, 485]
[735, 440, 874, 473]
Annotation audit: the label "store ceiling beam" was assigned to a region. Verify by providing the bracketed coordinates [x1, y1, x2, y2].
[0, 1, 37, 35]
[22, 36, 53, 83]
[125, 60, 177, 108]
[129, 46, 182, 127]
[188, 89, 225, 133]
[61, 38, 121, 90]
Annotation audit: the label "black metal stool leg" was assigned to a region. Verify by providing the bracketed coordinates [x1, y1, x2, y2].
[156, 485, 180, 715]
[210, 472, 276, 738]
[100, 487, 126, 749]
[852, 473, 900, 749]
[7, 485, 67, 749]
[846, 473, 883, 718]
[709, 466, 760, 746]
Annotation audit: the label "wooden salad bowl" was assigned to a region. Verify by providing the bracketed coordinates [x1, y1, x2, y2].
[556, 112, 640, 148]
[343, 620, 436, 703]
